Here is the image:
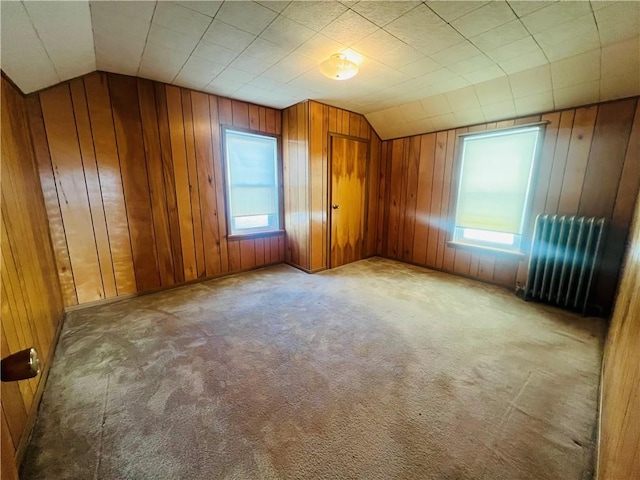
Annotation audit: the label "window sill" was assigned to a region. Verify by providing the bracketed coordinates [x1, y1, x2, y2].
[228, 230, 285, 241]
[446, 241, 526, 259]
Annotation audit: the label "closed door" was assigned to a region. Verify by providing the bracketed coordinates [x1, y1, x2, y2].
[330, 136, 368, 268]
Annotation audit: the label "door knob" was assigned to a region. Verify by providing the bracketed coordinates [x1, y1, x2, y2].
[1, 348, 40, 382]
[332, 204, 339, 210]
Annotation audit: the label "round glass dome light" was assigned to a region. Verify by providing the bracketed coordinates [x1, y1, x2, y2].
[319, 54, 359, 80]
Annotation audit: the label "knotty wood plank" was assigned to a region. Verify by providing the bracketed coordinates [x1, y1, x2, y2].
[396, 139, 410, 261]
[25, 96, 78, 306]
[436, 130, 458, 269]
[39, 84, 104, 303]
[266, 108, 277, 134]
[209, 95, 229, 274]
[137, 78, 175, 286]
[310, 101, 324, 270]
[191, 91, 222, 277]
[181, 90, 206, 278]
[154, 82, 184, 283]
[557, 105, 598, 214]
[109, 74, 161, 291]
[412, 134, 435, 265]
[426, 131, 448, 268]
[579, 98, 637, 218]
[297, 101, 309, 269]
[83, 72, 137, 294]
[544, 109, 576, 214]
[249, 104, 260, 130]
[69, 78, 117, 299]
[378, 141, 389, 255]
[218, 97, 233, 125]
[228, 241, 242, 271]
[386, 139, 405, 258]
[366, 133, 381, 257]
[239, 238, 256, 270]
[231, 100, 250, 129]
[166, 85, 197, 281]
[402, 135, 420, 262]
[254, 237, 265, 266]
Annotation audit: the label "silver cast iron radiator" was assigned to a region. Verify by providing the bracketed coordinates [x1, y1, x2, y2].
[524, 214, 606, 314]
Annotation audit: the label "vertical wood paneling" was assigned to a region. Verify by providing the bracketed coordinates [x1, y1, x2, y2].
[109, 74, 161, 291]
[598, 190, 640, 480]
[27, 72, 284, 308]
[1, 75, 64, 475]
[379, 97, 640, 312]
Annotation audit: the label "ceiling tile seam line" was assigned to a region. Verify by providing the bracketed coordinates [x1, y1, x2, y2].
[133, 1, 157, 78]
[178, 2, 223, 20]
[20, 0, 62, 82]
[203, 8, 286, 93]
[589, 0, 604, 51]
[588, 0, 606, 101]
[170, 10, 220, 85]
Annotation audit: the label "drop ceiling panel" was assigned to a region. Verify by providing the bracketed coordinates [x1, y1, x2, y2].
[0, 1, 638, 141]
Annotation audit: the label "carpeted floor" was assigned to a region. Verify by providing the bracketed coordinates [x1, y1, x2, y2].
[22, 257, 605, 479]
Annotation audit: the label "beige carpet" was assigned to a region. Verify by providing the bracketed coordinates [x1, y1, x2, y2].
[22, 257, 605, 479]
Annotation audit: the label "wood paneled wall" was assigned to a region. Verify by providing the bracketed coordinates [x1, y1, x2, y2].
[378, 97, 640, 314]
[1, 75, 64, 477]
[598, 190, 640, 479]
[27, 72, 284, 308]
[283, 100, 382, 272]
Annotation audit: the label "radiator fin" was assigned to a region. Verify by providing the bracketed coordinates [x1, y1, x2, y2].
[524, 215, 606, 314]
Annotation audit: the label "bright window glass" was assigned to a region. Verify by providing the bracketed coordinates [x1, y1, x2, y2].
[224, 130, 280, 236]
[453, 125, 543, 251]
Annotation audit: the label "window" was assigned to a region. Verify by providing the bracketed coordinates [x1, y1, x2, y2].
[452, 124, 544, 252]
[223, 128, 281, 236]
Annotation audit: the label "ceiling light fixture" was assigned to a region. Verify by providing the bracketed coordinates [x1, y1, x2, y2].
[319, 53, 359, 80]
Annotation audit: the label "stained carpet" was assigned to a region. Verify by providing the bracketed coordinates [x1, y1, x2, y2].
[22, 257, 605, 479]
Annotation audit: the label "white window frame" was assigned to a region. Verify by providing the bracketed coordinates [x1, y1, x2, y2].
[451, 123, 545, 254]
[222, 127, 282, 238]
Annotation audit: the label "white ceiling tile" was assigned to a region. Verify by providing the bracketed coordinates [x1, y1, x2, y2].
[383, 4, 446, 43]
[177, 1, 223, 18]
[352, 1, 421, 27]
[202, 20, 256, 53]
[293, 34, 347, 61]
[430, 112, 457, 131]
[474, 76, 513, 105]
[470, 20, 530, 52]
[420, 93, 451, 116]
[90, 1, 156, 23]
[376, 44, 425, 69]
[601, 37, 640, 78]
[426, 1, 488, 22]
[174, 57, 226, 90]
[550, 50, 600, 89]
[146, 23, 203, 55]
[445, 85, 480, 111]
[229, 54, 274, 75]
[215, 1, 278, 35]
[94, 32, 144, 75]
[463, 64, 505, 83]
[243, 38, 291, 63]
[507, 1, 553, 18]
[520, 1, 593, 35]
[514, 91, 554, 116]
[600, 71, 640, 101]
[534, 14, 600, 62]
[431, 42, 482, 66]
[248, 76, 286, 91]
[352, 29, 406, 59]
[215, 67, 256, 84]
[138, 57, 183, 84]
[481, 99, 517, 121]
[411, 25, 467, 55]
[205, 77, 243, 96]
[192, 41, 238, 65]
[451, 1, 517, 38]
[0, 0, 60, 93]
[23, 0, 96, 81]
[404, 118, 434, 137]
[508, 64, 552, 97]
[281, 1, 347, 31]
[259, 52, 317, 82]
[449, 54, 496, 75]
[554, 80, 600, 109]
[594, 1, 640, 46]
[397, 56, 442, 77]
[486, 36, 541, 63]
[152, 2, 212, 35]
[90, 3, 151, 44]
[257, 1, 292, 14]
[454, 106, 485, 126]
[260, 16, 316, 49]
[398, 100, 428, 122]
[320, 9, 379, 46]
[498, 48, 548, 75]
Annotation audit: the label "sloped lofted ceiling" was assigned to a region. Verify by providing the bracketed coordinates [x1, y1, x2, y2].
[1, 0, 639, 139]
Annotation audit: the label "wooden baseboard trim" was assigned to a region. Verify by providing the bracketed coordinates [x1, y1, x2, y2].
[64, 261, 286, 313]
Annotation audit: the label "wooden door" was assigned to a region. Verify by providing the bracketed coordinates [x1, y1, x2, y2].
[330, 136, 368, 268]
